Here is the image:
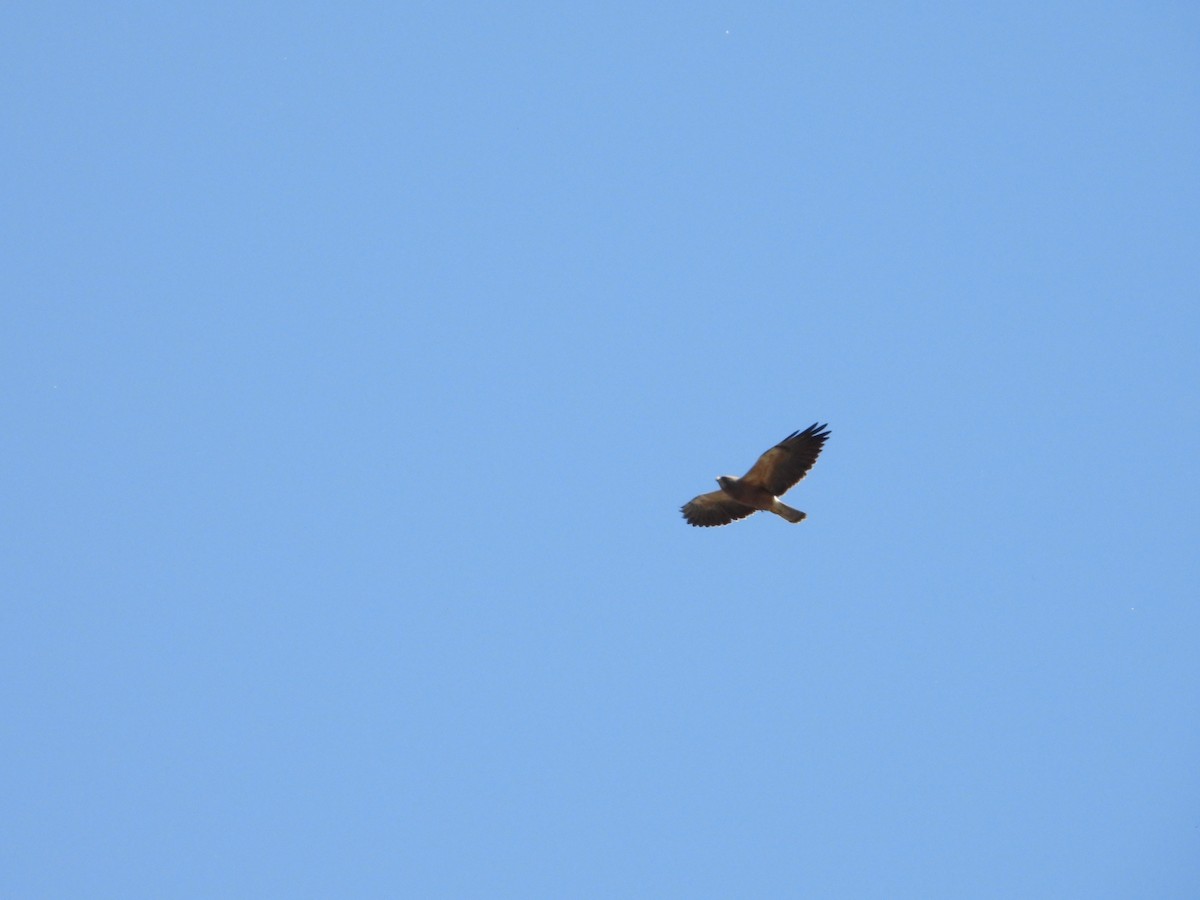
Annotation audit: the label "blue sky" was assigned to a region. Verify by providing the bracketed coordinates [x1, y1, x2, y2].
[4, 3, 1198, 897]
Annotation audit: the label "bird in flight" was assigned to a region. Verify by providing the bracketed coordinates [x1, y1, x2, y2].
[681, 423, 831, 527]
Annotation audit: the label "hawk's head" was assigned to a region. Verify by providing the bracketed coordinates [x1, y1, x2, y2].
[716, 475, 738, 491]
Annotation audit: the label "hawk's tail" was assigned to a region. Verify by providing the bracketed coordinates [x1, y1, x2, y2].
[771, 501, 806, 524]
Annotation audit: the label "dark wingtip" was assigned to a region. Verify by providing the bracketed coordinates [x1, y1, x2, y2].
[790, 422, 831, 441]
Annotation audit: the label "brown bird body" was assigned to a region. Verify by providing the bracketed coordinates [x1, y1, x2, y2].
[681, 423, 831, 527]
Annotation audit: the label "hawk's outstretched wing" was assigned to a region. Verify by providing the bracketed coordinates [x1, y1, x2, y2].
[741, 423, 831, 496]
[681, 490, 757, 528]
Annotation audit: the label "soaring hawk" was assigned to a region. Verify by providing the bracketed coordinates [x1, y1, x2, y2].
[681, 423, 831, 527]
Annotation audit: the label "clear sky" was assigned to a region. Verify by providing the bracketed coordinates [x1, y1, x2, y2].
[5, 3, 1199, 897]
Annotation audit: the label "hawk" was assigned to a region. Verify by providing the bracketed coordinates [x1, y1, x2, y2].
[681, 423, 831, 527]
